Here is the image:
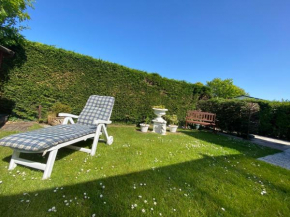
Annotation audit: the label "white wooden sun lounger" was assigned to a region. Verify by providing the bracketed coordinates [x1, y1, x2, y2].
[0, 95, 115, 179]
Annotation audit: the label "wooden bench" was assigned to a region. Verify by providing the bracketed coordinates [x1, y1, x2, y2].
[185, 110, 217, 131]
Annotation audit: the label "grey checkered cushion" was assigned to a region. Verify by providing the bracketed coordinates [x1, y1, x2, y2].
[0, 124, 96, 152]
[77, 95, 115, 126]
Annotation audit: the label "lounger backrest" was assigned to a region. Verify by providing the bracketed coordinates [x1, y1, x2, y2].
[77, 95, 115, 126]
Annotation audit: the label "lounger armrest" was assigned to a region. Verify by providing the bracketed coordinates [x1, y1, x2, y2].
[58, 113, 79, 119]
[93, 120, 112, 125]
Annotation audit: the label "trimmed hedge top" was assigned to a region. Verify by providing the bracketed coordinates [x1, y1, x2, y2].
[0, 41, 199, 123]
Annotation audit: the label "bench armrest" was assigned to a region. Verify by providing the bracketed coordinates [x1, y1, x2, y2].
[58, 113, 79, 119]
[93, 120, 112, 125]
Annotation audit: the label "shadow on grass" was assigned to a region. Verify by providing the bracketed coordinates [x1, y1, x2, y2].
[1, 152, 289, 217]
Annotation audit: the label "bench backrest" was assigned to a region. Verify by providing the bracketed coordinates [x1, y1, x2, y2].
[77, 95, 115, 126]
[186, 110, 216, 123]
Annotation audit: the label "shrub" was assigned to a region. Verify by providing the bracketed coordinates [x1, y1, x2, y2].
[166, 115, 178, 125]
[48, 102, 72, 117]
[197, 99, 260, 138]
[0, 41, 202, 123]
[198, 99, 290, 140]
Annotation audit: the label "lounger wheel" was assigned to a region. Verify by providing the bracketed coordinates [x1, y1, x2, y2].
[106, 136, 113, 145]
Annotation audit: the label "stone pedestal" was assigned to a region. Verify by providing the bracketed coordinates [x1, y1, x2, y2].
[152, 121, 167, 135]
[152, 108, 168, 135]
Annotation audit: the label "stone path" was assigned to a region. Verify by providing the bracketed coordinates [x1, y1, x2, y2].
[258, 149, 290, 170]
[251, 135, 290, 151]
[0, 122, 37, 131]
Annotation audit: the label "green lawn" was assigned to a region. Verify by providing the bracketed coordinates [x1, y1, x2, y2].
[0, 125, 289, 217]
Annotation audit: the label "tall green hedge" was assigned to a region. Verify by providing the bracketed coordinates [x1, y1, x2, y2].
[0, 41, 199, 123]
[197, 99, 290, 140]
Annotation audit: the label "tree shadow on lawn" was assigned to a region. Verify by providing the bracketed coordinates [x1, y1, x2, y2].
[0, 152, 289, 217]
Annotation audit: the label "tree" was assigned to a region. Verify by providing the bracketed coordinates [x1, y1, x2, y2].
[0, 0, 34, 46]
[192, 82, 212, 100]
[206, 78, 248, 99]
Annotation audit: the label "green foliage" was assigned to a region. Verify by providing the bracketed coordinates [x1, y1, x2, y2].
[166, 114, 178, 125]
[142, 116, 151, 124]
[49, 102, 72, 116]
[258, 101, 290, 140]
[192, 82, 212, 100]
[0, 41, 198, 124]
[198, 99, 290, 140]
[197, 99, 260, 138]
[206, 78, 247, 99]
[152, 105, 166, 109]
[0, 0, 35, 46]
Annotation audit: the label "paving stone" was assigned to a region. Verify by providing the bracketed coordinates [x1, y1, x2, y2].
[258, 150, 290, 170]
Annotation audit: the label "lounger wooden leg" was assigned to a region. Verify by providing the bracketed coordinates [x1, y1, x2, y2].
[43, 149, 58, 180]
[91, 124, 102, 156]
[8, 150, 20, 170]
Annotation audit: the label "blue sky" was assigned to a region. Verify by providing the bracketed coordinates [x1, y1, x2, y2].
[22, 0, 290, 100]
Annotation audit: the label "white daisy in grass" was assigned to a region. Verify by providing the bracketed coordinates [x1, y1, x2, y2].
[102, 185, 105, 189]
[142, 209, 145, 213]
[84, 193, 87, 195]
[100, 194, 103, 198]
[64, 200, 67, 203]
[150, 208, 154, 211]
[131, 205, 134, 209]
[159, 213, 162, 216]
[134, 204, 138, 207]
[154, 202, 157, 205]
[144, 200, 147, 203]
[100, 182, 103, 185]
[103, 201, 106, 204]
[153, 198, 156, 201]
[221, 207, 225, 211]
[26, 200, 30, 203]
[138, 195, 142, 198]
[63, 195, 65, 198]
[92, 214, 96, 217]
[35, 193, 38, 196]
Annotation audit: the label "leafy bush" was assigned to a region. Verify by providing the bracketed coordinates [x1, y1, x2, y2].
[198, 99, 290, 140]
[166, 115, 178, 125]
[0, 41, 201, 123]
[197, 99, 260, 138]
[48, 102, 72, 117]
